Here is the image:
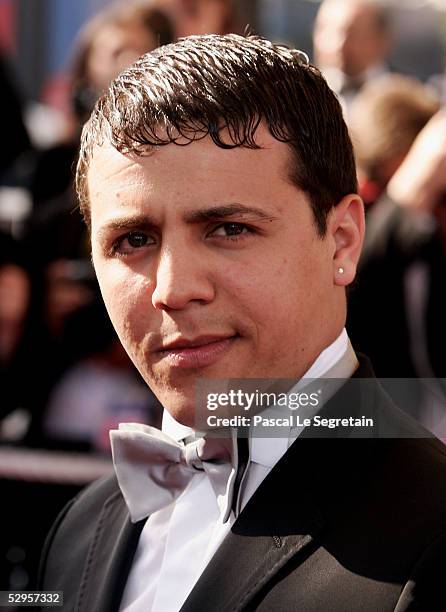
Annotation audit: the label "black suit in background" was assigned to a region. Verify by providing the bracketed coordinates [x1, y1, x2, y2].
[347, 196, 446, 431]
[348, 196, 446, 380]
[0, 55, 30, 180]
[39, 356, 446, 611]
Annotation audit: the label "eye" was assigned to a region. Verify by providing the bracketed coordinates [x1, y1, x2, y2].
[111, 231, 154, 255]
[126, 232, 150, 248]
[210, 223, 251, 239]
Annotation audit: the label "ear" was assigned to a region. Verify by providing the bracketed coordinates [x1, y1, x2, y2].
[327, 194, 365, 287]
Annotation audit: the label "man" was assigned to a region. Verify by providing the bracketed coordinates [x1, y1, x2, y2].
[161, 0, 240, 38]
[348, 109, 446, 434]
[348, 74, 440, 207]
[313, 0, 392, 115]
[39, 34, 446, 611]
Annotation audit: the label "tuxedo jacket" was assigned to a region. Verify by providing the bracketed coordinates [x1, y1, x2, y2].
[39, 356, 446, 611]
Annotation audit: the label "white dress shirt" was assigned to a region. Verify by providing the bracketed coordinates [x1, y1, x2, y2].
[119, 328, 357, 612]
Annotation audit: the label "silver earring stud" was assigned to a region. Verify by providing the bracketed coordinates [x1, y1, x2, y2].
[338, 267, 344, 274]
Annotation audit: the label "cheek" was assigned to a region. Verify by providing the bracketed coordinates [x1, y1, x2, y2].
[95, 263, 151, 343]
[233, 244, 330, 332]
[219, 254, 306, 331]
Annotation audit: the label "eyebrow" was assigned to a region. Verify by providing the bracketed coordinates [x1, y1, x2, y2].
[96, 217, 158, 241]
[97, 204, 279, 238]
[183, 204, 278, 223]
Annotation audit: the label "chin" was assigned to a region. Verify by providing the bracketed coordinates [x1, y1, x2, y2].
[170, 407, 197, 428]
[158, 392, 198, 428]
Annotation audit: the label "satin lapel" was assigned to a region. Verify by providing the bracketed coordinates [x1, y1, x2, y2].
[76, 490, 146, 612]
[180, 448, 324, 612]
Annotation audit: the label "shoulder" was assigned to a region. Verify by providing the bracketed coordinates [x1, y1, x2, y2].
[38, 473, 122, 590]
[293, 358, 446, 553]
[361, 195, 439, 265]
[396, 530, 446, 610]
[53, 472, 122, 533]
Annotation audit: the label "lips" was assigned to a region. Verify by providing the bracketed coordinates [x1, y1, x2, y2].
[155, 334, 238, 369]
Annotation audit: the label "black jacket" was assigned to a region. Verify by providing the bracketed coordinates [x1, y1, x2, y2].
[39, 356, 446, 611]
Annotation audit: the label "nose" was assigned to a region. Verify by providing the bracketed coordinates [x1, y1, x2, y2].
[151, 243, 215, 311]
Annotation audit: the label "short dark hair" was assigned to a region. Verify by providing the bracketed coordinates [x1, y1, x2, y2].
[77, 33, 357, 235]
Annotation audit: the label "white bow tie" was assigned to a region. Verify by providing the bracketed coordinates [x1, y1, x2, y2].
[110, 423, 249, 523]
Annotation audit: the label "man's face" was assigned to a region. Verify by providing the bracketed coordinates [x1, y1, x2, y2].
[314, 0, 388, 79]
[89, 126, 346, 426]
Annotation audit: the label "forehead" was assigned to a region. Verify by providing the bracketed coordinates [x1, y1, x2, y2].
[87, 124, 294, 204]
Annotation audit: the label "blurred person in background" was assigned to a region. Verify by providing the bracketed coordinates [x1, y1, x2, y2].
[313, 0, 392, 117]
[19, 2, 173, 449]
[160, 0, 241, 38]
[24, 0, 174, 325]
[71, 1, 173, 126]
[0, 231, 32, 425]
[11, 262, 98, 448]
[349, 74, 440, 208]
[348, 110, 446, 432]
[23, 273, 162, 450]
[29, 1, 174, 208]
[0, 55, 31, 183]
[41, 300, 162, 453]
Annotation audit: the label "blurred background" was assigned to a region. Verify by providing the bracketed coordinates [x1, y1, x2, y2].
[1, 0, 446, 594]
